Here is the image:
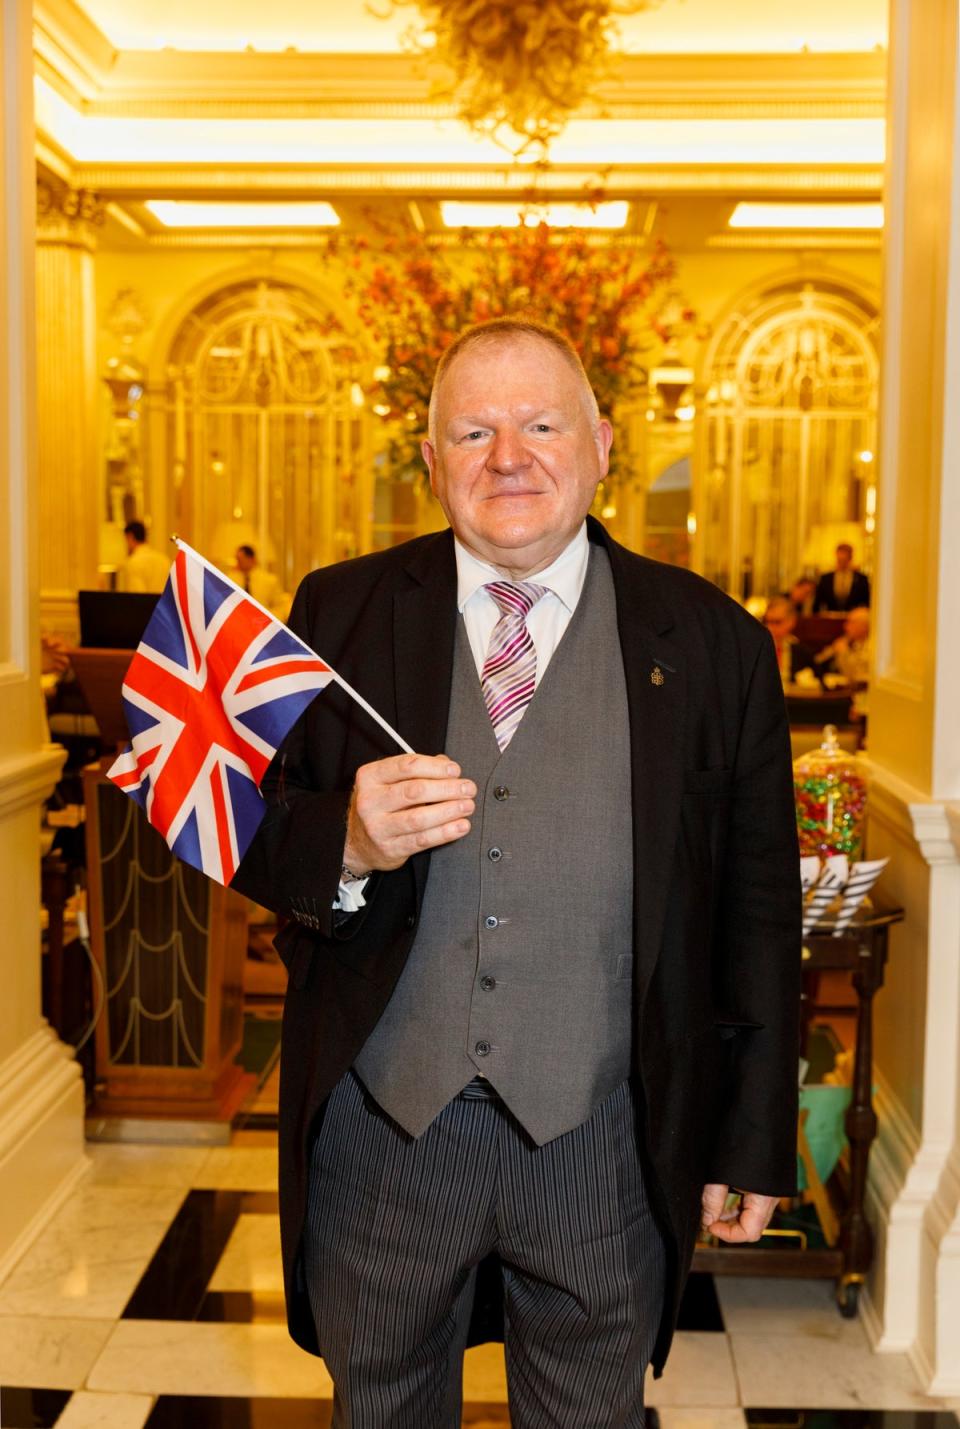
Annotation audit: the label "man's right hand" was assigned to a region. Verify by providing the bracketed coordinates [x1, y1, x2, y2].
[342, 753, 477, 874]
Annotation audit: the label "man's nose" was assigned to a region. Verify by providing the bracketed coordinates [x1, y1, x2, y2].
[486, 428, 531, 474]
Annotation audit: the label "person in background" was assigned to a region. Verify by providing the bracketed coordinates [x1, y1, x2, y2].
[39, 633, 70, 714]
[815, 606, 872, 685]
[762, 596, 818, 685]
[41, 634, 69, 679]
[120, 520, 169, 593]
[235, 544, 288, 617]
[814, 543, 871, 612]
[788, 576, 817, 617]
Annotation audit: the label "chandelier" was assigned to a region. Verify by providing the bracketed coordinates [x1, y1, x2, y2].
[374, 0, 663, 154]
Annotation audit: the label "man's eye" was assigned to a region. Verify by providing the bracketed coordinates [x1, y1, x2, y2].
[531, 423, 552, 433]
[463, 430, 487, 441]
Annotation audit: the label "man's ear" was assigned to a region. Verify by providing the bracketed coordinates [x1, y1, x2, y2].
[595, 418, 614, 477]
[422, 438, 438, 495]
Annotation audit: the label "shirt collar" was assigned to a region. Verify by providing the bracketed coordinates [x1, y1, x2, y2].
[455, 523, 589, 615]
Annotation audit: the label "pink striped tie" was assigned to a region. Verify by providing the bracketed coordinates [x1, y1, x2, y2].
[481, 581, 548, 750]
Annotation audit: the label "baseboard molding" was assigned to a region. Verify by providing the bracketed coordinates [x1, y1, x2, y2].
[0, 1025, 81, 1148]
[862, 1068, 926, 1352]
[857, 1278, 886, 1351]
[923, 1144, 960, 1241]
[0, 1150, 88, 1285]
[869, 1073, 929, 1200]
[921, 1361, 960, 1396]
[0, 1025, 87, 1281]
[864, 1046, 960, 1395]
[908, 1337, 940, 1397]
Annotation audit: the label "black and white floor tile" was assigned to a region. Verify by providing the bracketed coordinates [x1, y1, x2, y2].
[0, 1138, 957, 1429]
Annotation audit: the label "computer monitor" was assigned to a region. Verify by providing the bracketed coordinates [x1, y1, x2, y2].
[77, 590, 159, 649]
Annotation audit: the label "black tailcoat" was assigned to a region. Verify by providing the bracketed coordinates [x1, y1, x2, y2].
[814, 569, 871, 613]
[233, 517, 801, 1376]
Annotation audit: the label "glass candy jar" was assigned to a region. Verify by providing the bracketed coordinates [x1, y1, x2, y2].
[793, 724, 868, 860]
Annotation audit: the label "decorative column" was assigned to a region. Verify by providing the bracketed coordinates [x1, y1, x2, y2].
[860, 0, 960, 1395]
[0, 0, 85, 1280]
[35, 177, 103, 632]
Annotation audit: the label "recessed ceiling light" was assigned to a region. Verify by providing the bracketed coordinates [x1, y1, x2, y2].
[441, 201, 629, 229]
[728, 202, 883, 230]
[145, 200, 340, 229]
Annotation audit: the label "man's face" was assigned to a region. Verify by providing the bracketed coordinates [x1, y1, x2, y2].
[763, 606, 796, 641]
[422, 337, 613, 577]
[235, 549, 254, 573]
[836, 547, 853, 570]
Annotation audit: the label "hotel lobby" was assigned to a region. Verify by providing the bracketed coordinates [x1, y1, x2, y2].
[1, 0, 960, 1424]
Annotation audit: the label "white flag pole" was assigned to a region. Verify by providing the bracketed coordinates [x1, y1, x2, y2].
[172, 537, 414, 755]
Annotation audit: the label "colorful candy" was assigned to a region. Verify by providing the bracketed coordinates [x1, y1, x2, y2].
[793, 724, 867, 859]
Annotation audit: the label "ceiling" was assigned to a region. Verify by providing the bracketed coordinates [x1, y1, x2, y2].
[32, 0, 889, 251]
[71, 0, 888, 55]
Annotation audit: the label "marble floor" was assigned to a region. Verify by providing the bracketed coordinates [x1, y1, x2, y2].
[1, 1133, 957, 1429]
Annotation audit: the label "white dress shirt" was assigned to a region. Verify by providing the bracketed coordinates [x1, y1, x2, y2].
[833, 569, 853, 604]
[455, 522, 589, 680]
[121, 544, 170, 594]
[336, 524, 590, 913]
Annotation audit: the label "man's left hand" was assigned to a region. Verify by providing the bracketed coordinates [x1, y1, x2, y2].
[700, 1183, 778, 1242]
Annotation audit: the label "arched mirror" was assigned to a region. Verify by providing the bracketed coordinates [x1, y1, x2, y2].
[695, 279, 879, 598]
[163, 279, 372, 590]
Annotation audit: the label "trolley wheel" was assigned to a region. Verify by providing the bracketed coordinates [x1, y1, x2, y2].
[836, 1278, 862, 1318]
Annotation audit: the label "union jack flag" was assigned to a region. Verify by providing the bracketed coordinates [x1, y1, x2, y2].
[107, 541, 336, 885]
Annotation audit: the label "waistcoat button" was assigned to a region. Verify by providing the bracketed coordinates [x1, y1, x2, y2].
[488, 846, 503, 862]
[480, 975, 496, 991]
[475, 1040, 491, 1056]
[493, 786, 509, 801]
[483, 915, 499, 929]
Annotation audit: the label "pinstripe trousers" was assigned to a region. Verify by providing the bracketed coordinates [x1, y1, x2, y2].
[303, 1071, 666, 1428]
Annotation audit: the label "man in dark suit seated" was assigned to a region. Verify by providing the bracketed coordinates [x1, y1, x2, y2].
[814, 542, 871, 611]
[234, 318, 801, 1427]
[763, 596, 819, 685]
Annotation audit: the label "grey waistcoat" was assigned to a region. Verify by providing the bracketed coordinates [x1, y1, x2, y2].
[354, 547, 633, 1146]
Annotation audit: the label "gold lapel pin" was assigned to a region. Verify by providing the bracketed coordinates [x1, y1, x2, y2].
[651, 665, 665, 686]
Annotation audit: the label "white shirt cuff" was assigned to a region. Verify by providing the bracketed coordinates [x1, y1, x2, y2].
[333, 876, 369, 914]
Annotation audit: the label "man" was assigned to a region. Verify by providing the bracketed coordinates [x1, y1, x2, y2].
[234, 319, 801, 1426]
[235, 543, 286, 615]
[814, 543, 871, 612]
[762, 596, 818, 685]
[120, 520, 169, 593]
[815, 606, 872, 687]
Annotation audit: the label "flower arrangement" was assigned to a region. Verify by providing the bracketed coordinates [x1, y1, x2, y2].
[373, 0, 663, 153]
[342, 219, 697, 479]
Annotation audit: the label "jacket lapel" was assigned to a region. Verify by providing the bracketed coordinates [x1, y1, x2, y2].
[392, 529, 459, 754]
[594, 520, 687, 997]
[392, 531, 459, 901]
